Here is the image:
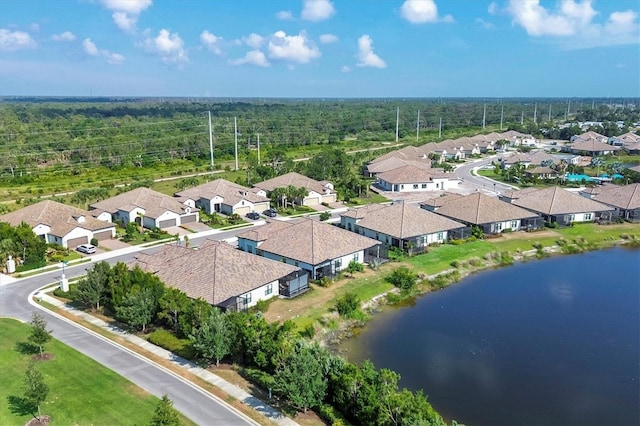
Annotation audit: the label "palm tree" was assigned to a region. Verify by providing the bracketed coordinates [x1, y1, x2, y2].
[607, 161, 624, 175]
[590, 156, 605, 176]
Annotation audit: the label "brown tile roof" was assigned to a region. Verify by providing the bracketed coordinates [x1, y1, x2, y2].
[175, 178, 269, 206]
[617, 132, 640, 143]
[628, 165, 640, 173]
[235, 219, 293, 242]
[129, 240, 299, 305]
[239, 218, 379, 265]
[0, 200, 115, 237]
[574, 131, 607, 142]
[355, 202, 464, 239]
[419, 192, 464, 208]
[526, 166, 557, 175]
[90, 187, 191, 218]
[499, 187, 539, 200]
[340, 203, 388, 219]
[592, 183, 640, 210]
[253, 172, 335, 195]
[377, 165, 451, 184]
[503, 151, 558, 166]
[434, 192, 538, 224]
[370, 145, 431, 164]
[366, 157, 432, 175]
[571, 139, 620, 152]
[511, 187, 613, 215]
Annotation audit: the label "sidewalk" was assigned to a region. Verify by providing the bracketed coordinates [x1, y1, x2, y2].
[39, 292, 299, 426]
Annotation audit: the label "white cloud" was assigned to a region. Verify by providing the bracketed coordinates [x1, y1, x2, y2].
[319, 33, 338, 44]
[506, 0, 639, 48]
[51, 31, 76, 42]
[100, 0, 152, 32]
[267, 30, 321, 64]
[341, 65, 351, 73]
[140, 29, 188, 67]
[488, 2, 499, 15]
[82, 38, 99, 56]
[301, 0, 335, 22]
[242, 33, 264, 48]
[201, 30, 224, 55]
[82, 38, 125, 64]
[400, 0, 452, 24]
[476, 18, 495, 30]
[230, 50, 270, 67]
[276, 10, 293, 20]
[0, 29, 37, 51]
[356, 35, 386, 69]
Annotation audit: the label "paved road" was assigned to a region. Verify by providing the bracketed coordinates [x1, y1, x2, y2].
[0, 231, 260, 425]
[454, 156, 517, 195]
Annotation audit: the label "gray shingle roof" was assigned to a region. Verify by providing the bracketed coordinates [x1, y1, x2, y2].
[238, 218, 379, 265]
[175, 178, 269, 206]
[129, 239, 299, 305]
[434, 192, 538, 224]
[90, 187, 191, 216]
[511, 186, 613, 215]
[592, 183, 640, 210]
[0, 200, 115, 237]
[354, 202, 464, 239]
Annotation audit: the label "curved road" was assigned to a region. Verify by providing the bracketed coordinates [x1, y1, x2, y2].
[454, 156, 517, 195]
[0, 229, 258, 426]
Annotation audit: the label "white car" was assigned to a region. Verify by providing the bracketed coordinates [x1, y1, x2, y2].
[76, 244, 96, 254]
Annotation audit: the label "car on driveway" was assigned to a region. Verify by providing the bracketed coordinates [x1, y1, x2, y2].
[262, 208, 277, 218]
[246, 212, 260, 220]
[76, 244, 96, 254]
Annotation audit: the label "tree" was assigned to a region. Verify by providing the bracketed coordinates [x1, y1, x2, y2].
[28, 312, 52, 358]
[158, 288, 189, 334]
[189, 307, 232, 366]
[590, 156, 605, 175]
[386, 267, 418, 291]
[23, 362, 49, 421]
[335, 292, 360, 317]
[116, 288, 155, 332]
[150, 394, 180, 426]
[607, 161, 625, 175]
[76, 260, 110, 310]
[274, 341, 327, 413]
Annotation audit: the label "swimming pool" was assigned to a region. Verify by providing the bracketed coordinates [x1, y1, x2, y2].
[566, 173, 597, 182]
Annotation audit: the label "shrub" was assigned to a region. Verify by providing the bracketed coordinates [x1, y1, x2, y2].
[450, 260, 460, 268]
[386, 267, 418, 291]
[335, 292, 360, 317]
[317, 277, 332, 288]
[241, 367, 276, 391]
[90, 238, 99, 247]
[255, 299, 269, 313]
[148, 329, 195, 359]
[319, 211, 331, 221]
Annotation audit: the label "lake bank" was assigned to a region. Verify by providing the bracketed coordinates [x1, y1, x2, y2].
[336, 247, 640, 426]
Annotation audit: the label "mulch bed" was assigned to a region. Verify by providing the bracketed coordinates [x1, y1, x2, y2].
[31, 353, 55, 362]
[25, 415, 50, 426]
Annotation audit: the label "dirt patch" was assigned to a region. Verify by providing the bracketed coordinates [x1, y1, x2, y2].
[31, 353, 54, 362]
[294, 410, 325, 426]
[499, 229, 559, 240]
[25, 415, 50, 426]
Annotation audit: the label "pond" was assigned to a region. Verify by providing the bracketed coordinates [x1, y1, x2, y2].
[338, 247, 640, 426]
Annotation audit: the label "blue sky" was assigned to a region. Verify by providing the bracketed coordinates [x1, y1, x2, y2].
[1, 0, 638, 98]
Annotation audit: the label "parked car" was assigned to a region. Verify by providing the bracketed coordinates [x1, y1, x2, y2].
[246, 212, 260, 220]
[263, 208, 277, 218]
[76, 244, 96, 254]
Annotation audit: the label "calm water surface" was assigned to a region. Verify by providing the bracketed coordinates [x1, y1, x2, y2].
[339, 248, 640, 426]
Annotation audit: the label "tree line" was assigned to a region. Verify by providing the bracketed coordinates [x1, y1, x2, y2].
[62, 260, 456, 425]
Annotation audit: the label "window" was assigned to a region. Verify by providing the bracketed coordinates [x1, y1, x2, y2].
[413, 184, 419, 189]
[256, 249, 263, 256]
[568, 214, 575, 222]
[422, 184, 427, 188]
[437, 232, 444, 240]
[400, 185, 405, 189]
[244, 293, 252, 304]
[584, 213, 592, 220]
[265, 283, 273, 296]
[334, 259, 342, 268]
[295, 261, 299, 267]
[511, 221, 518, 229]
[495, 222, 503, 231]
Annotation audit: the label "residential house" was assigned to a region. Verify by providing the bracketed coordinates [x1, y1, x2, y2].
[500, 130, 536, 146]
[376, 165, 459, 193]
[89, 187, 198, 229]
[253, 172, 337, 206]
[525, 166, 558, 180]
[236, 218, 381, 279]
[365, 156, 433, 178]
[570, 131, 608, 144]
[0, 200, 116, 248]
[341, 202, 466, 253]
[569, 139, 620, 156]
[175, 178, 270, 216]
[422, 192, 543, 234]
[612, 132, 640, 155]
[130, 239, 309, 311]
[500, 151, 559, 169]
[587, 183, 640, 222]
[504, 186, 614, 226]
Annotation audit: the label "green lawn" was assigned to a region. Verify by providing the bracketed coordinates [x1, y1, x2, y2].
[406, 240, 495, 273]
[0, 318, 194, 426]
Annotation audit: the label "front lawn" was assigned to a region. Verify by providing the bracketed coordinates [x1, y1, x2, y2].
[0, 318, 193, 426]
[406, 240, 495, 273]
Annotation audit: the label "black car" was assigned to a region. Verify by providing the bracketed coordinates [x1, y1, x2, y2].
[246, 211, 260, 220]
[263, 209, 277, 218]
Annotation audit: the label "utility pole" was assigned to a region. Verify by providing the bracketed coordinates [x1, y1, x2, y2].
[208, 111, 214, 172]
[395, 107, 399, 142]
[521, 111, 524, 125]
[234, 116, 238, 171]
[533, 103, 537, 125]
[257, 133, 260, 164]
[500, 104, 504, 130]
[548, 104, 552, 122]
[416, 110, 420, 142]
[482, 104, 486, 129]
[438, 117, 442, 139]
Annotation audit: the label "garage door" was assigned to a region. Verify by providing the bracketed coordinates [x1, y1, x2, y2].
[158, 218, 177, 228]
[234, 206, 251, 216]
[93, 230, 112, 240]
[304, 196, 320, 206]
[67, 236, 89, 248]
[181, 214, 197, 224]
